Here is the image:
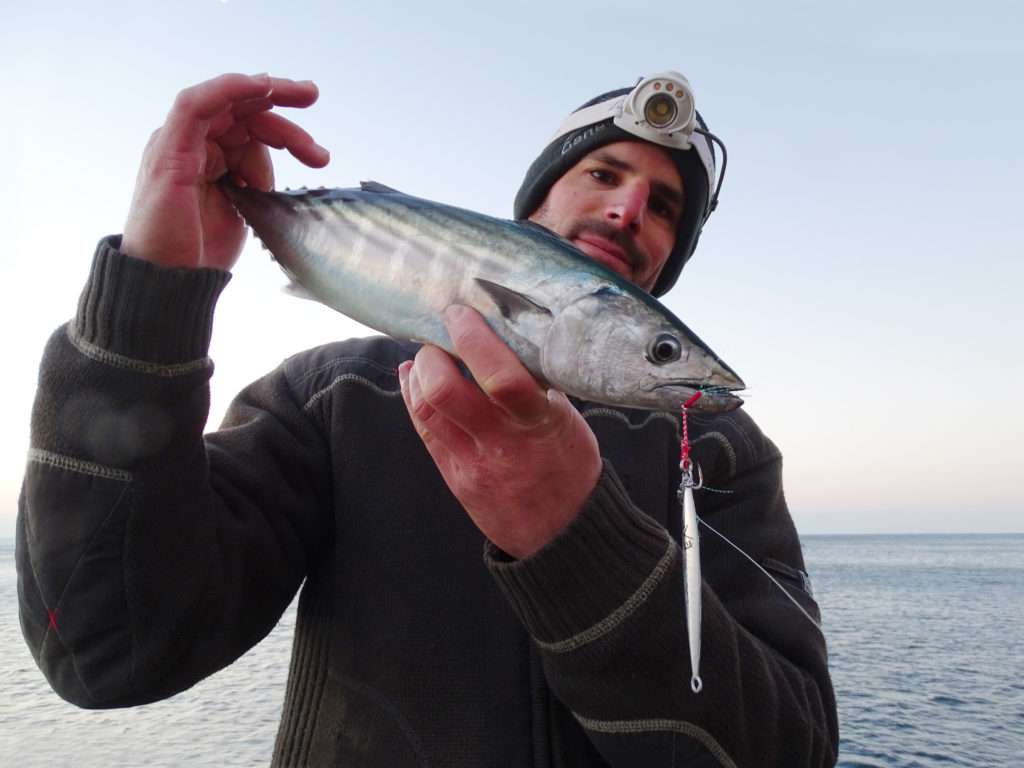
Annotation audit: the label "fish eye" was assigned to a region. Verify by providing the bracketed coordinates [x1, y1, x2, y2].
[647, 333, 682, 364]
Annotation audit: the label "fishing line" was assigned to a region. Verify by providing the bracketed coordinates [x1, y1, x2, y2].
[696, 517, 824, 635]
[676, 393, 824, 695]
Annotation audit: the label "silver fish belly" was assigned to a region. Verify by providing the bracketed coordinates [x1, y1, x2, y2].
[221, 180, 745, 413]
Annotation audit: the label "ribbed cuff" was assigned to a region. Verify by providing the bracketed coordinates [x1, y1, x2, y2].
[484, 461, 674, 646]
[73, 236, 232, 364]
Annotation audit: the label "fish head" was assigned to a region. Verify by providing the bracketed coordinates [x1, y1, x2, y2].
[540, 285, 745, 413]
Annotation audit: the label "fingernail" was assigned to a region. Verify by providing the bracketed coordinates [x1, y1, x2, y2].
[547, 388, 568, 407]
[408, 364, 421, 407]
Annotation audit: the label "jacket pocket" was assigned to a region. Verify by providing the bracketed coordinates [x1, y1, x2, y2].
[18, 454, 134, 706]
[761, 557, 821, 621]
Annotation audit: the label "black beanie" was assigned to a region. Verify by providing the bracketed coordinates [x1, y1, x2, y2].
[513, 87, 713, 297]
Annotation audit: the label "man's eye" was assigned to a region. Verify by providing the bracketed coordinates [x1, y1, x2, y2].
[650, 199, 677, 221]
[589, 169, 615, 184]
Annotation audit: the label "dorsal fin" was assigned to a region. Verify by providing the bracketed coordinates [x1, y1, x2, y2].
[360, 180, 403, 194]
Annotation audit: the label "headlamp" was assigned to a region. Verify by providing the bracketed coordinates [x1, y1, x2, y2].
[622, 72, 697, 143]
[551, 71, 700, 151]
[548, 70, 727, 217]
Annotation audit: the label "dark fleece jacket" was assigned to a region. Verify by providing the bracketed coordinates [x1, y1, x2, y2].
[17, 237, 838, 767]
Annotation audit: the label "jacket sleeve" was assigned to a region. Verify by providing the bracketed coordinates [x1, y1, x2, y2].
[484, 418, 839, 767]
[16, 237, 332, 708]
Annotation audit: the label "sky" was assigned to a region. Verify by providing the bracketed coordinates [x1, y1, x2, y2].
[1, 0, 1021, 536]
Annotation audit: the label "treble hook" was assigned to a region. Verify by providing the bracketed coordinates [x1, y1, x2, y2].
[679, 460, 704, 491]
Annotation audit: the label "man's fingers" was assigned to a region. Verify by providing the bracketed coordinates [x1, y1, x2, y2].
[211, 80, 320, 138]
[410, 344, 507, 439]
[398, 361, 475, 456]
[232, 79, 320, 118]
[246, 111, 330, 167]
[214, 120, 251, 149]
[227, 141, 274, 192]
[207, 107, 238, 141]
[163, 74, 323, 156]
[180, 73, 274, 120]
[443, 305, 550, 427]
[163, 73, 273, 148]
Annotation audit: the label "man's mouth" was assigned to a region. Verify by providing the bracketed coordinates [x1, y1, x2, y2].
[574, 235, 635, 281]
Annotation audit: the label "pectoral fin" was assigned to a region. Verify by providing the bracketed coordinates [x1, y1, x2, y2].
[474, 278, 552, 322]
[473, 278, 553, 382]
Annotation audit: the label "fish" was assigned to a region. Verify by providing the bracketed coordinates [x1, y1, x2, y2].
[220, 179, 745, 413]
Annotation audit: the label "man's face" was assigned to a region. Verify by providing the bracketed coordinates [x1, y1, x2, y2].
[528, 140, 683, 293]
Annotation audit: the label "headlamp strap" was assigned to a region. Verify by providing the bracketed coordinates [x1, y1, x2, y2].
[549, 98, 625, 144]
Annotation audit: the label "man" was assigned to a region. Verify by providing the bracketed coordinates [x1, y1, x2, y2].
[18, 72, 838, 766]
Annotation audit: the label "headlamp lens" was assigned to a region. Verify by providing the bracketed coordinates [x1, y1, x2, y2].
[643, 93, 678, 129]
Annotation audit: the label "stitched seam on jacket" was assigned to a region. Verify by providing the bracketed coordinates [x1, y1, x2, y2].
[28, 449, 132, 482]
[581, 407, 679, 432]
[66, 325, 211, 377]
[303, 373, 401, 411]
[582, 410, 738, 479]
[535, 532, 676, 654]
[293, 354, 399, 386]
[574, 714, 737, 768]
[690, 431, 737, 478]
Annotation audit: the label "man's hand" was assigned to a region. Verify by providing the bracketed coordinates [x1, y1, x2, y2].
[121, 73, 329, 270]
[398, 305, 603, 559]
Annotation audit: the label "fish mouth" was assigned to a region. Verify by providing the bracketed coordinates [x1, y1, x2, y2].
[650, 380, 746, 412]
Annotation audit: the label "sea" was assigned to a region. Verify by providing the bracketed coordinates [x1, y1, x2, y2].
[2, 533, 1022, 767]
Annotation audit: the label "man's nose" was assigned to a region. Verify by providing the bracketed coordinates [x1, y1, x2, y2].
[604, 181, 649, 232]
